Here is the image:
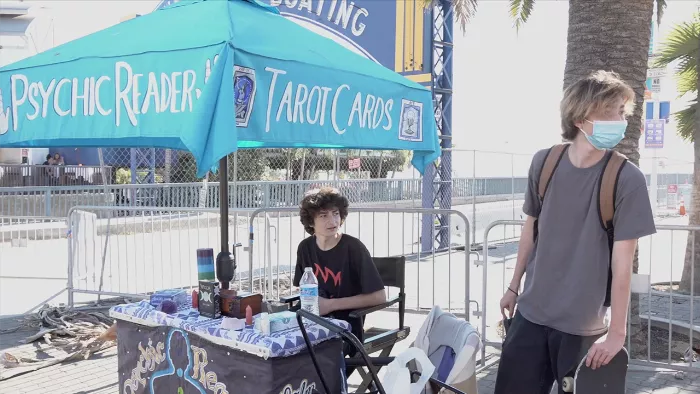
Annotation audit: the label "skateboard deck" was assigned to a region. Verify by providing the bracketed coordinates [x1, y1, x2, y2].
[561, 347, 628, 394]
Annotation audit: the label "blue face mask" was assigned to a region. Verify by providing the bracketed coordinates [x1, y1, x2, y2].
[581, 120, 627, 150]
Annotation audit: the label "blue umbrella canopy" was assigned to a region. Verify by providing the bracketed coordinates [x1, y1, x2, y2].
[0, 0, 439, 177]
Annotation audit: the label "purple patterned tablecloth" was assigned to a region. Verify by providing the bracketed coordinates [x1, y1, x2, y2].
[109, 300, 350, 359]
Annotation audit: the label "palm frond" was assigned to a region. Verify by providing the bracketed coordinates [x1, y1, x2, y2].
[653, 15, 700, 78]
[509, 0, 536, 32]
[453, 0, 478, 32]
[677, 69, 698, 97]
[421, 0, 478, 33]
[656, 0, 666, 26]
[674, 101, 697, 142]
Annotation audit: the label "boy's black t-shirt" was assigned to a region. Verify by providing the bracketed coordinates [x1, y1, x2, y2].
[293, 234, 385, 342]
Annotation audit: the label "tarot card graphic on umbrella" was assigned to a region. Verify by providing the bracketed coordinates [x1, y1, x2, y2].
[398, 99, 423, 142]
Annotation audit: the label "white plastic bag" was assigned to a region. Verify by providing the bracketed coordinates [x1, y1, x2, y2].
[381, 348, 435, 394]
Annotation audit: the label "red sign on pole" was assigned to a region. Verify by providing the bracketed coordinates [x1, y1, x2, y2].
[667, 184, 678, 194]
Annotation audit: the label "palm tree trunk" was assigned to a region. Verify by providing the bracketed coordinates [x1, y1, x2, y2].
[679, 137, 700, 293]
[564, 0, 654, 328]
[564, 0, 653, 167]
[679, 43, 700, 294]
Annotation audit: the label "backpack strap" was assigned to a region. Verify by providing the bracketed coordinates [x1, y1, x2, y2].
[598, 150, 628, 307]
[533, 144, 570, 243]
[538, 144, 570, 201]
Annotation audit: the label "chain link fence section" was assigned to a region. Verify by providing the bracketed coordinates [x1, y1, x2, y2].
[2, 147, 695, 254]
[98, 148, 413, 185]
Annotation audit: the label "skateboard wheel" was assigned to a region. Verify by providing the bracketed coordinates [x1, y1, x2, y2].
[561, 377, 574, 392]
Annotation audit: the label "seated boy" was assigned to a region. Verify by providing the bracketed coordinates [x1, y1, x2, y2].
[293, 187, 387, 346]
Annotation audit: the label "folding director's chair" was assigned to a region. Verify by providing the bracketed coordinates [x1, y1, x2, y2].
[296, 309, 468, 394]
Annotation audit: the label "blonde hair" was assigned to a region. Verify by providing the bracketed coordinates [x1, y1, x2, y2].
[560, 70, 635, 141]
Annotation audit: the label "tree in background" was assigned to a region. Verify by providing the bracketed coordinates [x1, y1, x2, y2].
[446, 0, 665, 165]
[173, 150, 266, 183]
[654, 12, 700, 293]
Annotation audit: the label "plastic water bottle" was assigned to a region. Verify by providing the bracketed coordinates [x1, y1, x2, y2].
[299, 267, 320, 316]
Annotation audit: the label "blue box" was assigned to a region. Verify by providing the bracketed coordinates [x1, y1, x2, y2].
[254, 311, 299, 335]
[149, 289, 188, 309]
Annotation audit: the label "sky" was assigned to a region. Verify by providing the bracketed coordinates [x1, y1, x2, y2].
[449, 0, 699, 177]
[7, 0, 700, 178]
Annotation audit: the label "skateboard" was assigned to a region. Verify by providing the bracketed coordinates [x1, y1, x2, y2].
[561, 347, 628, 393]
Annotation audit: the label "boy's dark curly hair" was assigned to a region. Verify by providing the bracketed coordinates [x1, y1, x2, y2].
[299, 187, 349, 235]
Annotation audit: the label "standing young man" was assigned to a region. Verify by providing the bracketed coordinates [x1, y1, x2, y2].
[494, 70, 656, 394]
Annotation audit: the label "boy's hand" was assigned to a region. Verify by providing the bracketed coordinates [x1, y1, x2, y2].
[318, 297, 335, 316]
[500, 289, 517, 319]
[586, 331, 625, 370]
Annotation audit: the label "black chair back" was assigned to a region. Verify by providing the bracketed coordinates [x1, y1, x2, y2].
[372, 256, 406, 328]
[372, 256, 405, 290]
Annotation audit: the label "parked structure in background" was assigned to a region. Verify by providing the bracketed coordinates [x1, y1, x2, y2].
[0, 1, 55, 166]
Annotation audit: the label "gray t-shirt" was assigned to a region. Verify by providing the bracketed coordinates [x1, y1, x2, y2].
[517, 147, 656, 336]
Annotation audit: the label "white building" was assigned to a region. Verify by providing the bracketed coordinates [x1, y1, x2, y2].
[0, 1, 53, 164]
[0, 1, 158, 166]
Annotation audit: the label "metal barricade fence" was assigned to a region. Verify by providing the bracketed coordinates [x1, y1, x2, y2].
[62, 206, 277, 310]
[246, 207, 479, 319]
[478, 219, 700, 373]
[0, 206, 283, 315]
[6, 205, 480, 327]
[0, 164, 111, 187]
[0, 216, 69, 316]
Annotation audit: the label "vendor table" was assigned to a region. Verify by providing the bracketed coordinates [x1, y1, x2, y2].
[110, 300, 349, 394]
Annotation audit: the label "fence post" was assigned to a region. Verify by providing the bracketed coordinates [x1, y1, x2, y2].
[511, 154, 516, 220]
[471, 151, 477, 246]
[66, 212, 74, 308]
[44, 189, 52, 216]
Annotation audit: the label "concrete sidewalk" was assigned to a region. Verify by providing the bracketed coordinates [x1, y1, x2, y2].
[2, 310, 700, 394]
[2, 346, 700, 394]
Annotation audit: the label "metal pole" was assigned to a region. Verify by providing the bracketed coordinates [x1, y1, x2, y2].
[220, 157, 229, 254]
[216, 156, 234, 289]
[164, 149, 172, 183]
[648, 18, 661, 216]
[472, 150, 477, 246]
[650, 97, 659, 217]
[232, 151, 238, 242]
[332, 150, 337, 183]
[511, 153, 515, 219]
[511, 153, 517, 241]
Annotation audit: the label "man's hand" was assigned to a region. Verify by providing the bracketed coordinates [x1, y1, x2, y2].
[586, 331, 625, 370]
[318, 297, 335, 316]
[500, 289, 517, 319]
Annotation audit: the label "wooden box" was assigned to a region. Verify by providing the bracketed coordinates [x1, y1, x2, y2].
[221, 291, 263, 318]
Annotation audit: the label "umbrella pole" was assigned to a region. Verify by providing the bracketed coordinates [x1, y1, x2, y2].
[216, 156, 235, 290]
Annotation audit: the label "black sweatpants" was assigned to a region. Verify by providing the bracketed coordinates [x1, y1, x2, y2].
[494, 311, 603, 394]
